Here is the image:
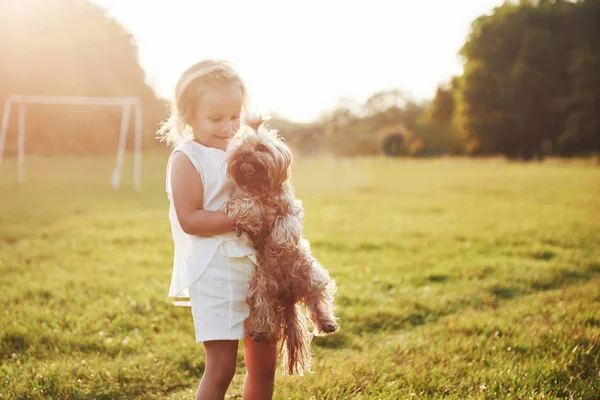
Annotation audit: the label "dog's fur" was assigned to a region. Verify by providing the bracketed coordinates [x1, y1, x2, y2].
[223, 117, 339, 375]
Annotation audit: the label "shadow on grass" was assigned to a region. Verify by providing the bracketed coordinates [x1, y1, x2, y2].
[489, 263, 600, 301]
[341, 262, 600, 336]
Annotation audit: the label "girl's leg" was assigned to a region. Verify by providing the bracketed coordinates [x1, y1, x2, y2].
[242, 337, 278, 400]
[195, 340, 239, 400]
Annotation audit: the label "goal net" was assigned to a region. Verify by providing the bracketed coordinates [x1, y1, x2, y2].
[0, 95, 143, 191]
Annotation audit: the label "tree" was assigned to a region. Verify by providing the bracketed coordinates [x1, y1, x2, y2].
[429, 86, 454, 124]
[0, 0, 164, 155]
[363, 89, 409, 116]
[458, 0, 599, 158]
[558, 0, 600, 154]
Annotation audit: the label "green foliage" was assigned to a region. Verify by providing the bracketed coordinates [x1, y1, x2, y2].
[288, 91, 429, 157]
[458, 0, 600, 158]
[429, 87, 454, 124]
[411, 118, 466, 156]
[558, 0, 600, 154]
[0, 155, 599, 399]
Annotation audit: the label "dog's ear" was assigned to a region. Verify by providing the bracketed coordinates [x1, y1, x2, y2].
[243, 113, 269, 133]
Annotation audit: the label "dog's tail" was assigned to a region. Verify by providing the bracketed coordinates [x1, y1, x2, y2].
[280, 304, 312, 375]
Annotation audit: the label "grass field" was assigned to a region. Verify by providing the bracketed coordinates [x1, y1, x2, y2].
[0, 154, 599, 399]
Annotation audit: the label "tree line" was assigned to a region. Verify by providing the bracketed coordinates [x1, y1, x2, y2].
[279, 0, 600, 159]
[1, 0, 598, 159]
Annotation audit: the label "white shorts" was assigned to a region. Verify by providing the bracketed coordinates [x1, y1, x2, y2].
[188, 243, 256, 343]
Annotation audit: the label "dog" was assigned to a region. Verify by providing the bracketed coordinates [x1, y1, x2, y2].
[223, 116, 339, 375]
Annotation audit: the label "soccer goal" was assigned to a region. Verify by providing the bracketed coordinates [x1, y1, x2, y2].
[0, 95, 143, 191]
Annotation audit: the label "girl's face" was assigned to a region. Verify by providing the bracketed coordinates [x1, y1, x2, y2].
[191, 81, 243, 151]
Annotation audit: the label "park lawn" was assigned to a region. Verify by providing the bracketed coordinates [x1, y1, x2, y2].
[0, 154, 599, 399]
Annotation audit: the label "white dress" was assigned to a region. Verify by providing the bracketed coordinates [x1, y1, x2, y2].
[165, 139, 258, 342]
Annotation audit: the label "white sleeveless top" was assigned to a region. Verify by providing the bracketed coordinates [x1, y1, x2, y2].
[166, 139, 257, 298]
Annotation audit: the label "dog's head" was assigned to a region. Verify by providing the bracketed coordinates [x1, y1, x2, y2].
[226, 115, 292, 195]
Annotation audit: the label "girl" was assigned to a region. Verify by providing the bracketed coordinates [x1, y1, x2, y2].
[159, 60, 278, 400]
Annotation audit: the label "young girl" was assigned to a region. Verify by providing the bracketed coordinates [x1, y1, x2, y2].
[159, 60, 278, 400]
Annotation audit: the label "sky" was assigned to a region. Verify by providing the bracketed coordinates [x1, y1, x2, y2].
[93, 0, 506, 122]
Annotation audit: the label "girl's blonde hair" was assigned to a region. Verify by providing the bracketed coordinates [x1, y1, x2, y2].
[157, 60, 248, 147]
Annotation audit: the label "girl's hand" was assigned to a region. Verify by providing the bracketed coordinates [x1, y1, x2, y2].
[222, 205, 276, 232]
[218, 208, 236, 229]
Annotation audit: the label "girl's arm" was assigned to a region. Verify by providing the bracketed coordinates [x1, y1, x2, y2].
[170, 151, 234, 237]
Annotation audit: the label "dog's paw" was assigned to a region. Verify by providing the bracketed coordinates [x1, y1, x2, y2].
[317, 320, 339, 335]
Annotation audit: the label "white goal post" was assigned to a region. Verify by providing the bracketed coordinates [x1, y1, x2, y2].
[0, 95, 143, 191]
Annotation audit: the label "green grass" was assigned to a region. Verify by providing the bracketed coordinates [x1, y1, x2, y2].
[0, 154, 599, 399]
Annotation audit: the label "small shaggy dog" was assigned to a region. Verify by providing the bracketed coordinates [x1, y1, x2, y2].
[223, 117, 339, 375]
